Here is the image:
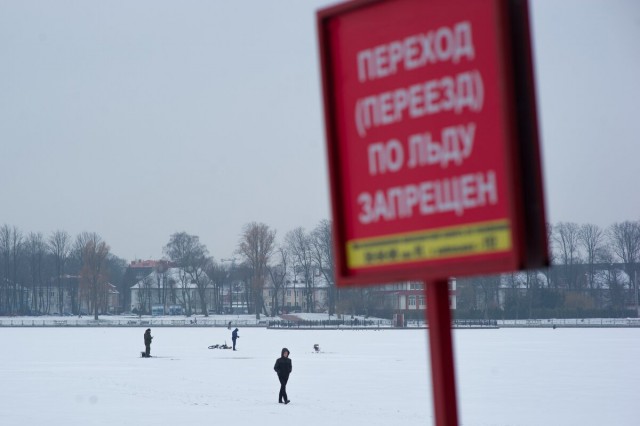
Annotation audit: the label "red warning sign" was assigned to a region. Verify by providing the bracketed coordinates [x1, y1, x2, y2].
[318, 0, 547, 285]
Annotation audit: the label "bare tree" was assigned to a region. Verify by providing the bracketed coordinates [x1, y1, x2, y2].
[25, 232, 47, 313]
[608, 221, 640, 312]
[218, 258, 239, 313]
[70, 232, 100, 314]
[235, 262, 253, 314]
[79, 233, 110, 320]
[310, 219, 336, 315]
[578, 223, 605, 291]
[600, 251, 626, 309]
[0, 225, 12, 313]
[237, 222, 276, 319]
[608, 220, 640, 270]
[152, 261, 179, 312]
[48, 230, 70, 314]
[73, 232, 96, 262]
[268, 247, 289, 315]
[286, 227, 315, 312]
[163, 232, 211, 316]
[0, 226, 6, 312]
[138, 274, 155, 314]
[205, 260, 228, 314]
[553, 222, 582, 289]
[0, 225, 24, 314]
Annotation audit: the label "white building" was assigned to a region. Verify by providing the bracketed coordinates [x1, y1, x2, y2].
[262, 270, 330, 314]
[130, 267, 212, 315]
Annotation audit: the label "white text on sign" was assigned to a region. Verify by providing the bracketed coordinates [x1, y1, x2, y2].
[357, 170, 498, 224]
[367, 122, 476, 175]
[357, 21, 475, 82]
[355, 70, 483, 137]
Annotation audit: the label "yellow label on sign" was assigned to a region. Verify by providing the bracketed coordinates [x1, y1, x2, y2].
[347, 219, 512, 268]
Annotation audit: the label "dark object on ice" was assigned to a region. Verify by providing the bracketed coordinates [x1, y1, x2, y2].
[313, 344, 320, 352]
[228, 321, 232, 330]
[208, 343, 232, 349]
[274, 348, 292, 404]
[232, 328, 239, 351]
[143, 328, 153, 357]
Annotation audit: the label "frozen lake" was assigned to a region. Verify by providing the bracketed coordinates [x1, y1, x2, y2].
[0, 326, 637, 426]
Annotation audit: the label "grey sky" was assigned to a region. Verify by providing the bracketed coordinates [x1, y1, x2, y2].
[1, 0, 639, 262]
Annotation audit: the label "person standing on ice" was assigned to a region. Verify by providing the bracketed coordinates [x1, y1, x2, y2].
[274, 347, 292, 404]
[231, 328, 239, 351]
[143, 328, 153, 357]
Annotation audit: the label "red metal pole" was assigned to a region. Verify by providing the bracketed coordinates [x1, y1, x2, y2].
[426, 279, 459, 426]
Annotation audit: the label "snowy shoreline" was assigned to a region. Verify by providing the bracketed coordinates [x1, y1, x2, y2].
[1, 314, 639, 328]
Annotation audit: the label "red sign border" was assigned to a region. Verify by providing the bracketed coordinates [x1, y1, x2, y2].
[317, 0, 548, 286]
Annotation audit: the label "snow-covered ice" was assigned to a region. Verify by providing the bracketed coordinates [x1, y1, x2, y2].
[0, 326, 637, 425]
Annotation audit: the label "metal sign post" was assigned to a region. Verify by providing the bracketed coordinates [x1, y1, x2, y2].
[426, 280, 458, 426]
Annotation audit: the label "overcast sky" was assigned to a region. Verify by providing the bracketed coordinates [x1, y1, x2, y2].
[1, 0, 639, 262]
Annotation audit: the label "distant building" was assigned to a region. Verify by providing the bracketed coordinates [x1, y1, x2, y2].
[122, 260, 173, 312]
[263, 270, 330, 314]
[128, 261, 457, 318]
[261, 269, 455, 317]
[364, 279, 457, 318]
[129, 266, 211, 315]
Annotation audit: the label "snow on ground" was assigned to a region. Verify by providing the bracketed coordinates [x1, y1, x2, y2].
[0, 327, 638, 426]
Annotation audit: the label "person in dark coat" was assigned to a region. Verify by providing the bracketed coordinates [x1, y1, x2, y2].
[274, 347, 292, 404]
[231, 328, 239, 351]
[143, 328, 153, 357]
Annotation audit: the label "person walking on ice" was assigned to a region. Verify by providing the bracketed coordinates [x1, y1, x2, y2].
[231, 328, 239, 351]
[274, 347, 292, 404]
[143, 328, 153, 358]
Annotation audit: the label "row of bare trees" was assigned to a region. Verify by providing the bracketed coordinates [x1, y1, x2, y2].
[550, 221, 640, 290]
[269, 220, 336, 316]
[0, 225, 124, 318]
[456, 220, 640, 319]
[3, 218, 638, 318]
[157, 220, 335, 319]
[0, 219, 334, 318]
